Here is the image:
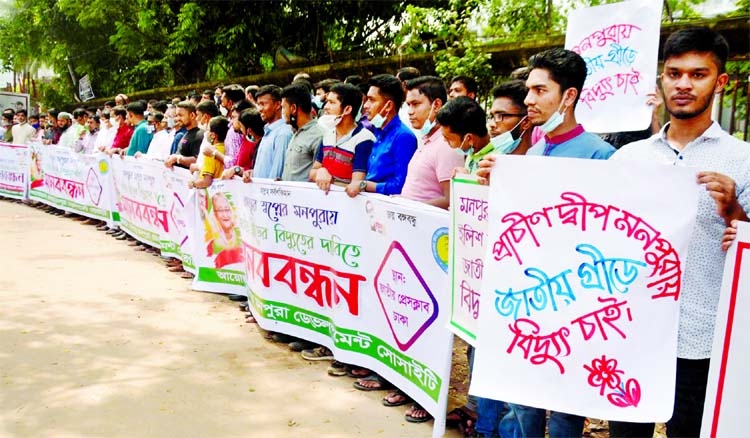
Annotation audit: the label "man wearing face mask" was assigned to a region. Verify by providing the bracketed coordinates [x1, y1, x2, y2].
[524, 48, 614, 159]
[348, 74, 417, 197]
[280, 83, 323, 182]
[191, 100, 221, 174]
[309, 82, 374, 194]
[104, 106, 134, 155]
[399, 76, 463, 210]
[497, 48, 614, 438]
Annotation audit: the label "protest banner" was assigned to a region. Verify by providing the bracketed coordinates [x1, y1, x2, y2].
[234, 180, 453, 438]
[566, 0, 662, 133]
[161, 165, 195, 271]
[110, 157, 168, 247]
[29, 145, 115, 222]
[471, 155, 699, 422]
[0, 142, 30, 200]
[189, 180, 246, 294]
[449, 175, 489, 345]
[701, 221, 750, 437]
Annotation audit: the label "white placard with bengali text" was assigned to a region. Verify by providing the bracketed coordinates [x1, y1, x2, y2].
[566, 0, 663, 133]
[0, 142, 30, 200]
[471, 155, 698, 422]
[701, 221, 750, 437]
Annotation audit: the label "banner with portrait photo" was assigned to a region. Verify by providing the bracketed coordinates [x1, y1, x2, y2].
[29, 146, 115, 222]
[189, 179, 246, 294]
[471, 155, 698, 422]
[233, 180, 453, 438]
[0, 142, 30, 200]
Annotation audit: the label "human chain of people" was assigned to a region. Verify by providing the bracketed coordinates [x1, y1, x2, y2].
[0, 1, 748, 434]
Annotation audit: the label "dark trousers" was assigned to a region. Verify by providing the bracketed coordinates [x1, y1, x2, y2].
[609, 358, 710, 438]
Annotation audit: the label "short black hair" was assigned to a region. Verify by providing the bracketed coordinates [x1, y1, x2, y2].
[292, 78, 314, 95]
[17, 109, 28, 117]
[344, 75, 363, 86]
[451, 75, 478, 96]
[396, 66, 421, 82]
[436, 96, 487, 138]
[491, 80, 528, 113]
[125, 102, 145, 116]
[245, 85, 260, 99]
[528, 48, 587, 103]
[314, 78, 340, 93]
[281, 83, 313, 113]
[663, 27, 729, 74]
[208, 116, 229, 142]
[112, 105, 127, 118]
[256, 85, 283, 102]
[152, 111, 165, 123]
[231, 100, 254, 116]
[48, 109, 59, 118]
[153, 101, 168, 113]
[329, 82, 363, 116]
[104, 100, 116, 107]
[405, 76, 447, 104]
[223, 84, 245, 104]
[369, 74, 405, 109]
[72, 108, 87, 119]
[239, 108, 265, 137]
[175, 101, 196, 113]
[196, 100, 220, 117]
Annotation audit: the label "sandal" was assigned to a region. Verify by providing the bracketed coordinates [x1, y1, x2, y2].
[352, 374, 392, 391]
[347, 366, 373, 378]
[405, 404, 433, 423]
[382, 390, 412, 407]
[446, 407, 478, 436]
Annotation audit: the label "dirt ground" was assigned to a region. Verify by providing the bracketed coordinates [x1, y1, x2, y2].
[0, 199, 464, 438]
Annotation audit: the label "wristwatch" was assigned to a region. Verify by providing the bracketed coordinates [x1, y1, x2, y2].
[234, 166, 243, 176]
[359, 180, 367, 192]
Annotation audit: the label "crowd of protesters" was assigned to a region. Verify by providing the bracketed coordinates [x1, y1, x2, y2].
[6, 26, 749, 438]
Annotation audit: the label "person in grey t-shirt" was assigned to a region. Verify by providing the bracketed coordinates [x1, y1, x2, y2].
[280, 83, 323, 182]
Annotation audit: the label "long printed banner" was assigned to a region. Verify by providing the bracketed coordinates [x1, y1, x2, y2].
[3, 142, 714, 432]
[27, 144, 115, 222]
[0, 142, 29, 200]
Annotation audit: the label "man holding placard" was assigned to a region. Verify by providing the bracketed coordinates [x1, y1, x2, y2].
[608, 27, 750, 438]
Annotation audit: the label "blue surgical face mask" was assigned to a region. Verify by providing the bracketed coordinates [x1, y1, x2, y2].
[371, 113, 386, 129]
[454, 136, 473, 156]
[167, 117, 175, 129]
[490, 117, 526, 154]
[146, 124, 155, 134]
[418, 106, 435, 137]
[539, 100, 567, 135]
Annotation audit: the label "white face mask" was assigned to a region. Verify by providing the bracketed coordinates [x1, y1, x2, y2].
[453, 135, 473, 156]
[370, 103, 389, 129]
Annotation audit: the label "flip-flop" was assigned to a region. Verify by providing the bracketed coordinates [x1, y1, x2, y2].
[346, 366, 373, 378]
[352, 374, 392, 391]
[382, 390, 412, 407]
[405, 404, 433, 423]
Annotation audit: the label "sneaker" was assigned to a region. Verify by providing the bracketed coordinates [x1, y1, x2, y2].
[327, 360, 348, 376]
[300, 346, 334, 361]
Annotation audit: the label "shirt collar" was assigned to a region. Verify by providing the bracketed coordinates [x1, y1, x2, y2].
[264, 117, 286, 135]
[296, 119, 317, 134]
[544, 123, 585, 145]
[659, 120, 723, 142]
[376, 116, 402, 136]
[422, 124, 443, 145]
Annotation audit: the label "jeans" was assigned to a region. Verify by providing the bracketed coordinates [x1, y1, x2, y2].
[608, 358, 710, 438]
[466, 345, 477, 411]
[476, 397, 521, 438]
[509, 404, 585, 438]
[469, 346, 520, 437]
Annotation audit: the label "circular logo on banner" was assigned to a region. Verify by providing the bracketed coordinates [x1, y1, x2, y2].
[98, 159, 109, 174]
[431, 227, 449, 272]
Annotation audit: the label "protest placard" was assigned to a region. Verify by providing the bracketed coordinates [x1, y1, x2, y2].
[449, 176, 489, 344]
[471, 155, 698, 422]
[566, 0, 663, 133]
[0, 142, 30, 200]
[701, 221, 750, 437]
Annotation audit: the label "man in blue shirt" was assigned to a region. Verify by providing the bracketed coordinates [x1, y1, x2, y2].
[503, 48, 614, 438]
[347, 74, 417, 197]
[252, 85, 293, 179]
[524, 49, 614, 160]
[123, 101, 152, 156]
